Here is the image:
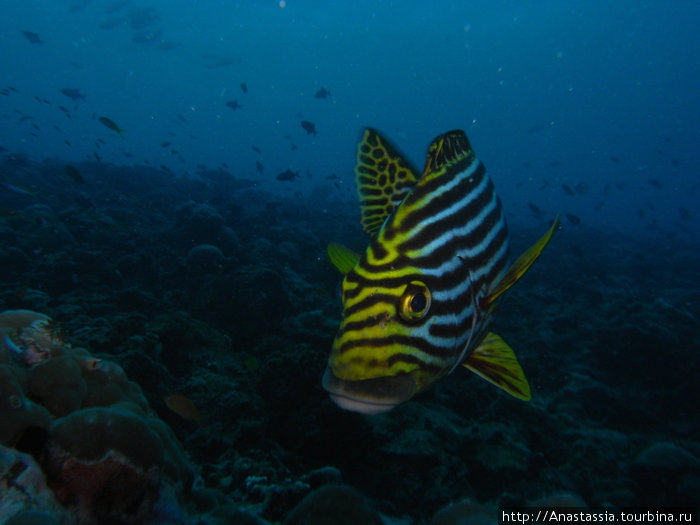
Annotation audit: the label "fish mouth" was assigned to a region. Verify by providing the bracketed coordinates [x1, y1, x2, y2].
[321, 367, 419, 415]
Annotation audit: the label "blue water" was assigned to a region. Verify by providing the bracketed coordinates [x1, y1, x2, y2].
[1, 2, 699, 521]
[1, 1, 698, 239]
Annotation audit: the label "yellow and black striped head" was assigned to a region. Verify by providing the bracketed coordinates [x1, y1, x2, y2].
[323, 129, 510, 414]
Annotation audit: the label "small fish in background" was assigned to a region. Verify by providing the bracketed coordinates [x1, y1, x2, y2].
[671, 159, 681, 168]
[561, 183, 574, 196]
[201, 53, 239, 69]
[594, 200, 606, 211]
[160, 141, 171, 148]
[164, 394, 202, 424]
[550, 160, 561, 167]
[240, 82, 248, 94]
[256, 161, 264, 174]
[1, 175, 36, 197]
[565, 213, 582, 226]
[225, 99, 242, 111]
[59, 105, 72, 119]
[609, 155, 621, 163]
[64, 165, 84, 184]
[98, 116, 125, 136]
[648, 178, 662, 189]
[300, 120, 317, 136]
[678, 207, 690, 221]
[574, 182, 588, 195]
[528, 202, 543, 218]
[22, 30, 42, 45]
[314, 87, 331, 99]
[0, 87, 17, 96]
[158, 41, 180, 51]
[60, 88, 86, 101]
[251, 146, 261, 154]
[276, 168, 299, 181]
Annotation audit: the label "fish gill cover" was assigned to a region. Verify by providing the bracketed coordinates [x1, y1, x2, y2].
[0, 1, 698, 524]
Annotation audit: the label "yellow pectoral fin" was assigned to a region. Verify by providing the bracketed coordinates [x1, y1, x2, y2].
[485, 216, 559, 306]
[462, 332, 531, 401]
[327, 242, 360, 275]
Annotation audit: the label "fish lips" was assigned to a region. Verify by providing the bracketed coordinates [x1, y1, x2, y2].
[321, 366, 419, 415]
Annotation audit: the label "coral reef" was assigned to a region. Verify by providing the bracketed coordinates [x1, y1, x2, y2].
[0, 309, 199, 524]
[0, 157, 697, 522]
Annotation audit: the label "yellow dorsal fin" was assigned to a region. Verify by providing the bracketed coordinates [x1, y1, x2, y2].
[422, 129, 473, 177]
[355, 128, 419, 236]
[485, 216, 559, 308]
[327, 243, 360, 275]
[462, 332, 531, 401]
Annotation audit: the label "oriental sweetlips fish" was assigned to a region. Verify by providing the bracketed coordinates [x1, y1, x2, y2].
[323, 128, 557, 414]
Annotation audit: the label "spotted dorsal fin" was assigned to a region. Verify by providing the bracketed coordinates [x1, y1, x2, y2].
[422, 130, 473, 177]
[355, 128, 419, 236]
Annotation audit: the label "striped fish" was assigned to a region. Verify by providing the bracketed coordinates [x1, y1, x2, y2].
[323, 128, 557, 414]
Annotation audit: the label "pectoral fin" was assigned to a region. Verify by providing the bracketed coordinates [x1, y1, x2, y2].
[327, 243, 360, 275]
[462, 332, 531, 401]
[484, 217, 559, 308]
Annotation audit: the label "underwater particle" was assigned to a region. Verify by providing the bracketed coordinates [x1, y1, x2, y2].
[279, 1, 286, 8]
[164, 394, 201, 424]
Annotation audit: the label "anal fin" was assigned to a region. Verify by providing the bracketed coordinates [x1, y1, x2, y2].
[462, 332, 531, 401]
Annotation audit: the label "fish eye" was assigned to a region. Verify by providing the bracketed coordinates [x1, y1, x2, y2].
[399, 281, 431, 321]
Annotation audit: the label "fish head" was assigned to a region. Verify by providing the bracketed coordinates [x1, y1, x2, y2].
[324, 261, 461, 414]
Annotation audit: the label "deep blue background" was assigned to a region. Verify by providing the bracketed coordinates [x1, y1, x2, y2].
[1, 1, 698, 238]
